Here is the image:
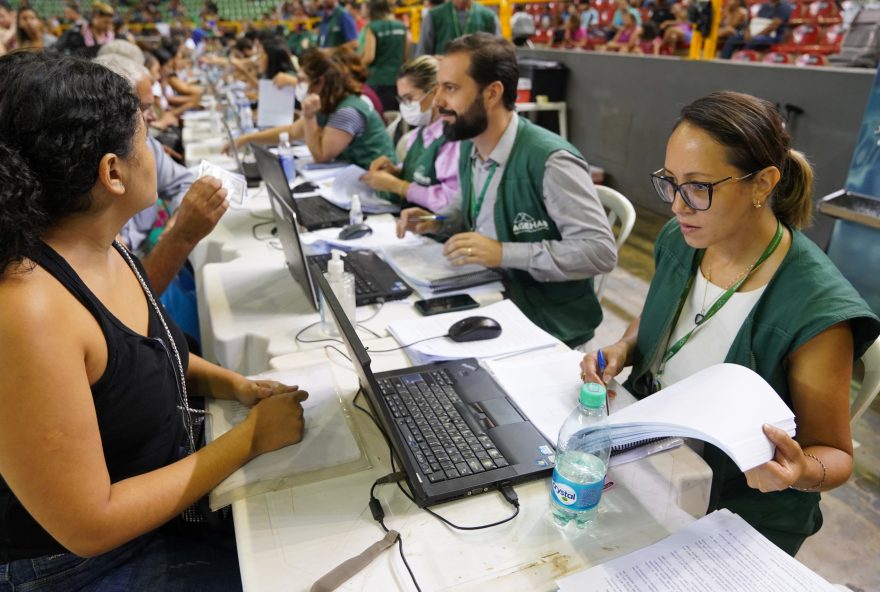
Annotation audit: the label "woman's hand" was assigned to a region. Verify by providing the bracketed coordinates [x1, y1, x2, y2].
[301, 93, 321, 120]
[744, 425, 814, 492]
[361, 169, 403, 194]
[233, 378, 303, 408]
[442, 232, 502, 268]
[369, 155, 398, 174]
[273, 72, 298, 88]
[244, 389, 310, 457]
[580, 341, 630, 385]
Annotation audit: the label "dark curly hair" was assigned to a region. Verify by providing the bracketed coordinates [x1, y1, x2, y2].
[0, 51, 141, 276]
[301, 47, 361, 115]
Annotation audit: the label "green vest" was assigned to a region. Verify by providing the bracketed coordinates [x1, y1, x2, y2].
[625, 218, 880, 555]
[458, 118, 603, 347]
[379, 125, 446, 205]
[318, 95, 395, 169]
[366, 19, 406, 87]
[430, 1, 497, 54]
[318, 6, 349, 48]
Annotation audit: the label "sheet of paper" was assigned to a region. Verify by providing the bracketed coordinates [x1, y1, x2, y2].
[322, 165, 399, 214]
[299, 214, 423, 251]
[206, 363, 364, 509]
[385, 299, 560, 363]
[557, 509, 837, 592]
[257, 79, 295, 128]
[381, 241, 497, 287]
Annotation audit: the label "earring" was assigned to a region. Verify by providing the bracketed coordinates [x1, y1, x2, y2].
[753, 201, 763, 209]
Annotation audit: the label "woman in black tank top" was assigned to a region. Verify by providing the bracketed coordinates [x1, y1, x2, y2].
[0, 52, 309, 590]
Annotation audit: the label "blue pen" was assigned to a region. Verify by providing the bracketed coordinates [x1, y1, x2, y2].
[597, 350, 609, 414]
[410, 215, 447, 222]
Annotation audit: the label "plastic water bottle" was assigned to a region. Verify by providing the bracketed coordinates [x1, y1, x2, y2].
[349, 193, 363, 225]
[549, 382, 612, 530]
[238, 98, 254, 133]
[278, 131, 296, 186]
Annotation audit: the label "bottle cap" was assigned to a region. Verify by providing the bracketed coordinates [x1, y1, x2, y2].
[279, 131, 290, 144]
[327, 249, 346, 278]
[579, 382, 606, 409]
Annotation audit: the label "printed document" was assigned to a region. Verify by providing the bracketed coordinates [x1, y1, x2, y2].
[257, 79, 295, 128]
[556, 509, 837, 592]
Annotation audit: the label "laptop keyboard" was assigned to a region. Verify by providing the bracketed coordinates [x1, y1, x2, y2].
[377, 370, 510, 483]
[310, 253, 378, 296]
[297, 196, 347, 226]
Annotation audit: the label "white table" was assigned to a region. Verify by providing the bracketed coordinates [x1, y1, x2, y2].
[211, 344, 711, 592]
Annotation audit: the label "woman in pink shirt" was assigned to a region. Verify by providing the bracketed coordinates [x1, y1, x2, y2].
[361, 55, 460, 212]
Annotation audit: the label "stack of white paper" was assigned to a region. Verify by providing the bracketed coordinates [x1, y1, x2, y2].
[557, 509, 837, 592]
[257, 80, 295, 128]
[299, 162, 350, 182]
[572, 363, 796, 472]
[319, 165, 399, 214]
[381, 241, 502, 297]
[385, 299, 560, 365]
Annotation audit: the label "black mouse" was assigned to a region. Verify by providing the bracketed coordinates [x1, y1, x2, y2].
[293, 181, 319, 194]
[338, 223, 373, 240]
[447, 316, 503, 342]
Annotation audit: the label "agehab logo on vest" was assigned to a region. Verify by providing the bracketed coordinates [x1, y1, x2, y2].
[512, 212, 549, 236]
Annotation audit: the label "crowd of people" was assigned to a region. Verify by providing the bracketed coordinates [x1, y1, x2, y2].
[0, 0, 876, 589]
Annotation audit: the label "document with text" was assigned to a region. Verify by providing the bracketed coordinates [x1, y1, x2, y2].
[557, 509, 837, 592]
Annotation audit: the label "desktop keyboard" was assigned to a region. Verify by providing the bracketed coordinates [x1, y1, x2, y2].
[377, 370, 510, 483]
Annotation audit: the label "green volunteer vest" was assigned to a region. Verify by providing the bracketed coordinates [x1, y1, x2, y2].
[366, 19, 406, 87]
[378, 124, 446, 205]
[458, 117, 603, 347]
[624, 218, 880, 555]
[318, 95, 395, 169]
[430, 1, 497, 54]
[318, 6, 348, 47]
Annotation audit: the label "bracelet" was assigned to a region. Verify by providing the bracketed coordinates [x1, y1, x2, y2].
[790, 453, 827, 491]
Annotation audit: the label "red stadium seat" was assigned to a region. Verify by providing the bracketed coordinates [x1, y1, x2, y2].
[824, 23, 845, 45]
[810, 0, 843, 25]
[795, 52, 827, 65]
[792, 23, 821, 45]
[732, 49, 762, 61]
[763, 51, 792, 63]
[789, 2, 811, 26]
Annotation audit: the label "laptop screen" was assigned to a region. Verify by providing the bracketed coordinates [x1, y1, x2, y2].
[266, 186, 320, 311]
[251, 143, 297, 214]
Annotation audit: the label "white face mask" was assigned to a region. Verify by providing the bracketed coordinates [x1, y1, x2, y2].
[295, 82, 309, 103]
[400, 100, 431, 127]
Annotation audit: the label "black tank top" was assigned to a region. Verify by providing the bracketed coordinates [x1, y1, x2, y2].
[0, 242, 189, 562]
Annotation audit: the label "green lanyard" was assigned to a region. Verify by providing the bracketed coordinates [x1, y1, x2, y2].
[468, 161, 498, 230]
[451, 2, 475, 38]
[658, 219, 784, 373]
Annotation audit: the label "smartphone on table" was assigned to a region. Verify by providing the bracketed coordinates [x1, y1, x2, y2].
[414, 294, 480, 316]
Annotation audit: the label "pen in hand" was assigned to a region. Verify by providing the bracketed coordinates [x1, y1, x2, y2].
[597, 350, 609, 415]
[409, 215, 447, 222]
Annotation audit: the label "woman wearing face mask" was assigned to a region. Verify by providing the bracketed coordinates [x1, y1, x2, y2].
[236, 47, 394, 169]
[361, 56, 460, 211]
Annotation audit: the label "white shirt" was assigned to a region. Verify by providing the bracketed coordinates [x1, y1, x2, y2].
[660, 267, 767, 389]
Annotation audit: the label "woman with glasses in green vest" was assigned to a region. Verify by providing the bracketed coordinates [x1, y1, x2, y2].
[234, 48, 394, 170]
[580, 91, 880, 556]
[359, 0, 407, 112]
[361, 55, 460, 212]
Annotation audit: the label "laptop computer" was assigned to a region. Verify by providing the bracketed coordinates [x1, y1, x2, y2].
[222, 120, 262, 188]
[266, 184, 411, 308]
[251, 143, 350, 231]
[314, 268, 555, 507]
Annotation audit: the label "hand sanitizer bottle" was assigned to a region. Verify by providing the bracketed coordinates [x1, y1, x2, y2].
[349, 193, 363, 226]
[320, 249, 356, 336]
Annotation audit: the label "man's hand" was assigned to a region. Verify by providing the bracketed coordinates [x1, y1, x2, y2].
[397, 207, 441, 238]
[166, 176, 228, 247]
[442, 232, 502, 268]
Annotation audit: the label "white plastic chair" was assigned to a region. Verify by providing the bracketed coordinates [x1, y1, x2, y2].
[851, 336, 880, 425]
[384, 110, 402, 142]
[594, 185, 636, 299]
[396, 128, 416, 163]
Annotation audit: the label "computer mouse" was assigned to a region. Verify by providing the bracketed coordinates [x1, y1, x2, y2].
[447, 316, 503, 342]
[293, 181, 319, 194]
[338, 223, 373, 240]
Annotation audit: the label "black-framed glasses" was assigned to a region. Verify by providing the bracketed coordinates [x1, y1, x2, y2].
[650, 169, 759, 211]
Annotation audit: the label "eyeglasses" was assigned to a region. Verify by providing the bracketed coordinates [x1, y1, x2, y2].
[650, 169, 759, 211]
[396, 88, 434, 107]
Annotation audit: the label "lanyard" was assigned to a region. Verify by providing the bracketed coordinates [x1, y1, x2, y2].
[451, 2, 474, 38]
[468, 161, 498, 230]
[659, 219, 783, 371]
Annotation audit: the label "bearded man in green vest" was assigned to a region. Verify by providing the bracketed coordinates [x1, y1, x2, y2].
[397, 33, 617, 347]
[415, 0, 500, 56]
